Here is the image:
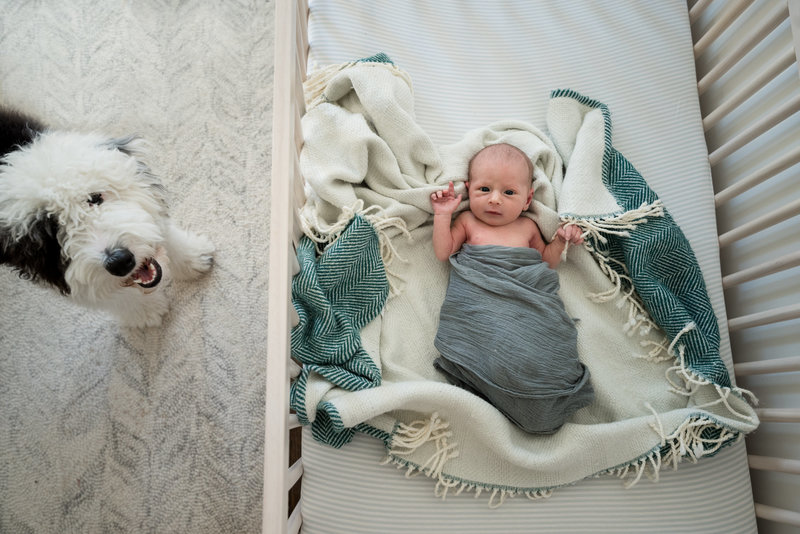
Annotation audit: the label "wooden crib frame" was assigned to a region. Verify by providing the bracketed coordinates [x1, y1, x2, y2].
[265, 1, 800, 532]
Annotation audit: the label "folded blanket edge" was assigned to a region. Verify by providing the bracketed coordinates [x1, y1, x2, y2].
[370, 408, 753, 507]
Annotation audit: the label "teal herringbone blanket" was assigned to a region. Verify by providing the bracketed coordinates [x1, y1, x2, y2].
[290, 215, 387, 446]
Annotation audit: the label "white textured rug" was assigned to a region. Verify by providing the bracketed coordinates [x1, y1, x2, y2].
[0, 2, 273, 532]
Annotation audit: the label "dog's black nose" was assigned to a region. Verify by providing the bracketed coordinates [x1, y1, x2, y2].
[104, 248, 136, 277]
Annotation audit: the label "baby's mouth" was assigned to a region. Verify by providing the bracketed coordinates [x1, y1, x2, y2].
[126, 258, 163, 289]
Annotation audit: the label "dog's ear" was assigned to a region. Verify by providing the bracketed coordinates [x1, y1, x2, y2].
[105, 135, 168, 208]
[105, 135, 146, 158]
[0, 106, 44, 158]
[0, 214, 71, 295]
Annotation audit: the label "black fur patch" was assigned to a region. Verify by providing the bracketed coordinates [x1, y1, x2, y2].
[0, 215, 71, 295]
[0, 107, 44, 158]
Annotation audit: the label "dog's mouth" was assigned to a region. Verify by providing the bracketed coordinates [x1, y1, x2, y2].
[127, 258, 163, 289]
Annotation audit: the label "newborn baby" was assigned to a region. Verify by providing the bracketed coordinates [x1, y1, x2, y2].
[430, 143, 594, 434]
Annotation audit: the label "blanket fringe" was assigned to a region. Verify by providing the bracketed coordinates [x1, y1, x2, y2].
[582, 242, 668, 356]
[561, 200, 664, 245]
[384, 412, 460, 480]
[603, 404, 744, 489]
[610, 325, 758, 487]
[383, 412, 553, 508]
[562, 201, 673, 360]
[382, 400, 750, 505]
[643, 402, 745, 470]
[301, 200, 412, 296]
[664, 326, 759, 423]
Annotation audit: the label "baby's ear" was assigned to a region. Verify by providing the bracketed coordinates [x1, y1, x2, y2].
[525, 188, 533, 208]
[464, 181, 470, 194]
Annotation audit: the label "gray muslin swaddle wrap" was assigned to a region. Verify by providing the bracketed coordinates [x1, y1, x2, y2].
[434, 244, 594, 434]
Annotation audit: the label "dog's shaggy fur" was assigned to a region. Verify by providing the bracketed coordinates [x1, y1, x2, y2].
[0, 106, 214, 327]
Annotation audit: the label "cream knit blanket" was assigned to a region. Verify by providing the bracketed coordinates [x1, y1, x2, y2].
[292, 57, 758, 502]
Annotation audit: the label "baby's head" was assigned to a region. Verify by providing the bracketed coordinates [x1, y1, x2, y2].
[466, 143, 534, 226]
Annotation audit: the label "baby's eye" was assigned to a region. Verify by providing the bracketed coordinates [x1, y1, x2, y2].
[504, 190, 515, 195]
[479, 186, 490, 192]
[88, 193, 104, 205]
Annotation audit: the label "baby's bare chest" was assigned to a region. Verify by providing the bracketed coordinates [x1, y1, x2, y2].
[465, 218, 538, 248]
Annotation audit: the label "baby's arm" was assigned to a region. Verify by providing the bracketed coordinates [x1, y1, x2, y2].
[532, 224, 584, 269]
[431, 181, 467, 261]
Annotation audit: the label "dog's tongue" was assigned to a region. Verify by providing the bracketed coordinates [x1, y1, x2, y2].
[132, 258, 161, 288]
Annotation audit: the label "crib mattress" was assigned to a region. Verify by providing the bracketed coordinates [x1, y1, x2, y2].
[299, 0, 756, 532]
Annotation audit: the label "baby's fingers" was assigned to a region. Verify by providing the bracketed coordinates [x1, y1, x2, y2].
[566, 225, 584, 244]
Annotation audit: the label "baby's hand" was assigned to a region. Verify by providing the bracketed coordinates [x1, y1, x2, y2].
[430, 181, 463, 215]
[556, 224, 584, 245]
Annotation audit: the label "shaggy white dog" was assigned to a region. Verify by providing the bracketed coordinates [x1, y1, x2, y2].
[0, 107, 214, 327]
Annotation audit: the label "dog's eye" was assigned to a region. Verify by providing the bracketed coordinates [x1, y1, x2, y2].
[88, 193, 104, 205]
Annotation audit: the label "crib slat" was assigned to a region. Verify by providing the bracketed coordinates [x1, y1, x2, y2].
[294, 102, 305, 155]
[791, 0, 800, 68]
[728, 303, 800, 332]
[293, 150, 306, 207]
[295, 53, 307, 103]
[295, 38, 307, 84]
[717, 197, 800, 247]
[697, 4, 789, 95]
[689, 0, 713, 26]
[288, 500, 303, 534]
[288, 413, 301, 430]
[296, 0, 309, 76]
[694, 0, 753, 58]
[287, 458, 304, 490]
[708, 92, 800, 165]
[754, 503, 800, 527]
[722, 250, 800, 288]
[703, 48, 795, 131]
[294, 69, 306, 151]
[294, 102, 305, 152]
[292, 208, 304, 247]
[288, 359, 302, 379]
[749, 454, 800, 475]
[755, 503, 800, 527]
[714, 144, 800, 205]
[735, 355, 800, 376]
[756, 408, 800, 423]
[291, 246, 300, 276]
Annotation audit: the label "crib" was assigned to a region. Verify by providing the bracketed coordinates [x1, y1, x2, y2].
[265, 1, 800, 532]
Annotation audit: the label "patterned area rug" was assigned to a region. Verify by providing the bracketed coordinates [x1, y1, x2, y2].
[0, 2, 272, 532]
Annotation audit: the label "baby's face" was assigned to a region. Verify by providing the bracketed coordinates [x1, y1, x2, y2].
[467, 151, 533, 227]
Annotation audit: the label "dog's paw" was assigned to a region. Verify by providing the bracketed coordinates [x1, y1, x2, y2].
[167, 226, 215, 280]
[190, 233, 215, 274]
[182, 232, 215, 278]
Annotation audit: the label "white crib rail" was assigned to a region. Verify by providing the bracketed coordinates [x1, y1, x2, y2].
[690, 0, 800, 530]
[266, 1, 800, 532]
[265, 0, 307, 533]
